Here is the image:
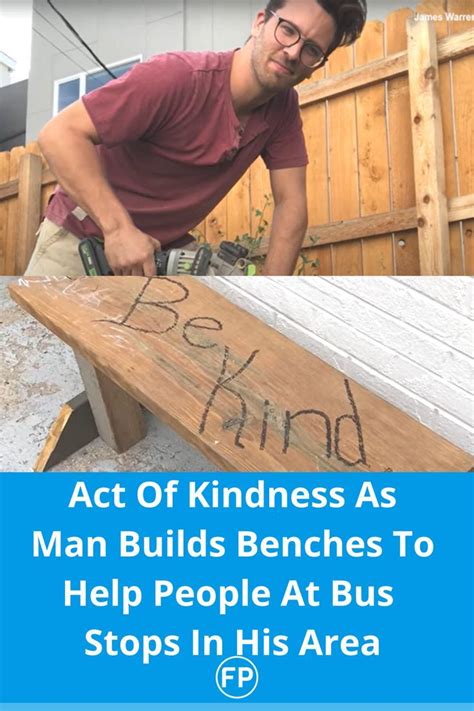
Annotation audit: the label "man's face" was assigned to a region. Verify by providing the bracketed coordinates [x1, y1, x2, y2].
[250, 0, 336, 91]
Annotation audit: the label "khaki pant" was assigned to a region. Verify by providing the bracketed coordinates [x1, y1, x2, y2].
[24, 218, 85, 277]
[25, 219, 199, 277]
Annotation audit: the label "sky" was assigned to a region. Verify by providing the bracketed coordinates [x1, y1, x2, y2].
[0, 0, 32, 82]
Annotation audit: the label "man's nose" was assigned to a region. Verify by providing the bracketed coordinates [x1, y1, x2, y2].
[283, 41, 303, 63]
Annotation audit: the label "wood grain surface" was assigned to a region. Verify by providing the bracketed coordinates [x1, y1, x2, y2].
[8, 276, 473, 472]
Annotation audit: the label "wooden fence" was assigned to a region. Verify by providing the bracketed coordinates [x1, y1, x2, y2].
[0, 144, 56, 275]
[204, 0, 474, 275]
[0, 0, 472, 275]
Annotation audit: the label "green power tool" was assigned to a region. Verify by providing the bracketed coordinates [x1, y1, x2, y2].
[79, 237, 256, 276]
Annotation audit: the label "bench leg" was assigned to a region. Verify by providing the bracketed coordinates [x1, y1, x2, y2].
[74, 351, 146, 453]
[34, 391, 99, 472]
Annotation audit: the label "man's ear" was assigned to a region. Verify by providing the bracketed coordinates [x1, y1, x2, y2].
[251, 10, 266, 38]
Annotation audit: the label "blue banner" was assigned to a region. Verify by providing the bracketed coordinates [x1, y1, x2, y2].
[0, 474, 472, 704]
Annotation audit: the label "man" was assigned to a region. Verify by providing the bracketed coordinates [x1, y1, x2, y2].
[26, 0, 366, 277]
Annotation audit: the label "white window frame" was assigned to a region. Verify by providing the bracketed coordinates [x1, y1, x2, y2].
[53, 54, 143, 115]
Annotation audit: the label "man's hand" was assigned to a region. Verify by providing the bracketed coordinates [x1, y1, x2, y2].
[104, 225, 162, 276]
[38, 101, 159, 276]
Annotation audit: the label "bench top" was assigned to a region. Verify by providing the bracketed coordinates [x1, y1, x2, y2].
[9, 276, 472, 472]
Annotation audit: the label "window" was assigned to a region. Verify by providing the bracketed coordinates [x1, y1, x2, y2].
[53, 56, 142, 115]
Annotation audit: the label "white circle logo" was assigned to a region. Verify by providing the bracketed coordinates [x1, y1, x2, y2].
[215, 655, 259, 699]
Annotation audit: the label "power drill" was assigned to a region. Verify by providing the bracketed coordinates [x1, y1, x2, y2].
[79, 237, 256, 276]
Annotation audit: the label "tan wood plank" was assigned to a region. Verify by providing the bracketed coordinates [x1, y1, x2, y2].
[463, 218, 474, 274]
[227, 169, 251, 244]
[246, 159, 272, 273]
[408, 17, 451, 274]
[74, 350, 146, 452]
[447, 0, 474, 33]
[191, 218, 207, 246]
[355, 20, 393, 275]
[386, 6, 418, 280]
[250, 195, 474, 255]
[16, 153, 43, 275]
[327, 45, 363, 274]
[0, 150, 10, 274]
[297, 27, 474, 106]
[5, 147, 24, 275]
[416, 2, 464, 274]
[0, 167, 55, 202]
[301, 96, 332, 275]
[249, 158, 273, 238]
[8, 277, 472, 472]
[392, 230, 421, 275]
[448, 0, 474, 273]
[205, 196, 227, 248]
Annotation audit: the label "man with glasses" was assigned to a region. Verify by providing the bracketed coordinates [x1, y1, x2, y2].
[27, 0, 366, 277]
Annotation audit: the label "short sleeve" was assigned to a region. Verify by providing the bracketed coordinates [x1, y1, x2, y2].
[260, 88, 308, 170]
[82, 54, 194, 147]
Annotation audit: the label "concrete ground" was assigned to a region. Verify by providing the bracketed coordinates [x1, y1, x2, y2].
[0, 278, 214, 472]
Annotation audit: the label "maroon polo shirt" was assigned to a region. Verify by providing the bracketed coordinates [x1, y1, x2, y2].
[46, 50, 308, 246]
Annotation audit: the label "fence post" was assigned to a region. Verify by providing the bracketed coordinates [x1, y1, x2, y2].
[16, 152, 43, 274]
[407, 16, 451, 275]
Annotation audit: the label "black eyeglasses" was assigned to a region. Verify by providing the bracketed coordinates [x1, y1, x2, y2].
[269, 10, 328, 69]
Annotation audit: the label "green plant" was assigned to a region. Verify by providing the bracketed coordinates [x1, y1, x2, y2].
[234, 193, 273, 259]
[193, 195, 321, 275]
[296, 233, 320, 275]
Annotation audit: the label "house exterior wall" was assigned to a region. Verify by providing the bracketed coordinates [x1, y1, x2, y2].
[0, 64, 10, 87]
[27, 0, 417, 140]
[206, 277, 473, 455]
[0, 79, 28, 150]
[27, 0, 257, 140]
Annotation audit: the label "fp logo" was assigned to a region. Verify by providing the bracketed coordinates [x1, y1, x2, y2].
[215, 656, 259, 699]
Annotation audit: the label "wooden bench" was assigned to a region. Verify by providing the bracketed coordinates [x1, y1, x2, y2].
[9, 276, 472, 472]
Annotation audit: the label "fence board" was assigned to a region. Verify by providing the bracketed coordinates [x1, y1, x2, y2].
[463, 221, 474, 274]
[327, 45, 362, 274]
[386, 7, 420, 275]
[0, 1, 472, 276]
[0, 151, 10, 274]
[249, 158, 272, 244]
[355, 20, 393, 275]
[226, 170, 250, 243]
[408, 16, 450, 274]
[16, 153, 43, 274]
[5, 147, 24, 275]
[448, 1, 474, 274]
[415, 1, 464, 274]
[297, 27, 473, 106]
[424, 1, 464, 274]
[205, 195, 227, 248]
[301, 96, 332, 274]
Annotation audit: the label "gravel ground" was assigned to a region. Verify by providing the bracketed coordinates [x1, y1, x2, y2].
[0, 277, 214, 472]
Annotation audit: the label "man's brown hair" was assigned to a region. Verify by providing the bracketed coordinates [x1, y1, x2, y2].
[264, 0, 367, 54]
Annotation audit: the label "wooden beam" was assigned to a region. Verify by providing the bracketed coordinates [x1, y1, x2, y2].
[8, 277, 473, 472]
[74, 351, 146, 453]
[16, 153, 43, 274]
[297, 28, 474, 106]
[448, 194, 474, 223]
[298, 50, 408, 106]
[407, 17, 450, 275]
[0, 167, 56, 202]
[251, 194, 474, 255]
[34, 391, 99, 472]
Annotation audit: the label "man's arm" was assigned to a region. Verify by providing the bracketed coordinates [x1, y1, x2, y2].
[38, 100, 159, 276]
[262, 166, 308, 276]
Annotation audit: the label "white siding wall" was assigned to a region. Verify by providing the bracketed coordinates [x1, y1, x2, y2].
[206, 277, 473, 454]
